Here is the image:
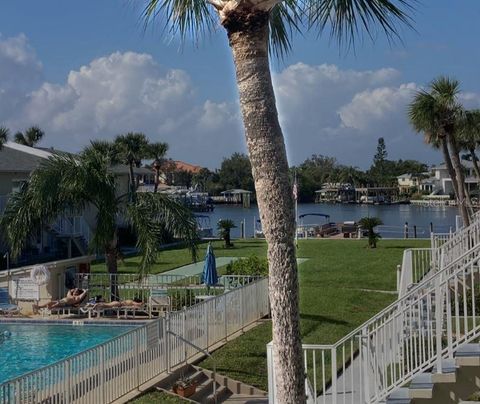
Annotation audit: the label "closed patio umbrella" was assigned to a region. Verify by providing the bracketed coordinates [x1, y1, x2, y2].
[202, 242, 218, 287]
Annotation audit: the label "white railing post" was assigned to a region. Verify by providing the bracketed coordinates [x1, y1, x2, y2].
[434, 275, 443, 373]
[267, 342, 276, 404]
[166, 313, 171, 373]
[362, 329, 370, 403]
[331, 347, 337, 404]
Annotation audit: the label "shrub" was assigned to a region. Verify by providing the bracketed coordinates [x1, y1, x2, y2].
[225, 255, 268, 277]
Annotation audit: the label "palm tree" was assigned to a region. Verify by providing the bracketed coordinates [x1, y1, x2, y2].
[14, 126, 45, 147]
[148, 142, 169, 192]
[114, 132, 150, 198]
[0, 144, 198, 299]
[459, 110, 480, 179]
[0, 127, 9, 150]
[143, 1, 414, 401]
[408, 77, 470, 227]
[217, 219, 237, 248]
[359, 217, 383, 248]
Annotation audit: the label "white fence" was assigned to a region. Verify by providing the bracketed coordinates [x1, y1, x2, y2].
[398, 248, 433, 297]
[268, 243, 480, 403]
[0, 277, 269, 404]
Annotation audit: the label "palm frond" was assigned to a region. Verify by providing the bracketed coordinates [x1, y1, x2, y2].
[126, 192, 198, 275]
[305, 0, 415, 46]
[142, 0, 216, 43]
[269, 1, 302, 59]
[0, 126, 9, 149]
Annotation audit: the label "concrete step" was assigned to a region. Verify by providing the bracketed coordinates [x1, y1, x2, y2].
[409, 372, 433, 399]
[431, 358, 457, 383]
[455, 343, 480, 366]
[386, 387, 411, 404]
[222, 393, 268, 403]
[189, 378, 215, 402]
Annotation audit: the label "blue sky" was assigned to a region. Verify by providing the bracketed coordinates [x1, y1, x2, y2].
[0, 1, 479, 168]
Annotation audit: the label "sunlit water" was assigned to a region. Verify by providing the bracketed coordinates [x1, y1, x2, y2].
[204, 203, 459, 238]
[0, 323, 135, 383]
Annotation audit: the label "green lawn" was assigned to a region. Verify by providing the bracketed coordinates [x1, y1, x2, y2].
[91, 239, 267, 274]
[124, 238, 429, 400]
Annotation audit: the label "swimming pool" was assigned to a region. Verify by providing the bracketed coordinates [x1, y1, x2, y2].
[0, 322, 137, 383]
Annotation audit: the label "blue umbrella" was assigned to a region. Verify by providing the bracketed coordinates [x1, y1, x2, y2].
[202, 243, 218, 287]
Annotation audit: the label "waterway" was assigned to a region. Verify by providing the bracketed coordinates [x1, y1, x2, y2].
[200, 203, 460, 239]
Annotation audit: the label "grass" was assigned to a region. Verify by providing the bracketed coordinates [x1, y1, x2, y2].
[91, 240, 267, 274]
[123, 238, 429, 401]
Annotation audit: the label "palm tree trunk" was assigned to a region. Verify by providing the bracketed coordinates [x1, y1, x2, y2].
[447, 135, 471, 226]
[224, 10, 305, 403]
[105, 240, 119, 301]
[441, 139, 460, 197]
[154, 168, 160, 193]
[129, 163, 136, 199]
[470, 148, 480, 179]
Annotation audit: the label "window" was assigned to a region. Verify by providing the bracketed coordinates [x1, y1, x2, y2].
[11, 179, 27, 193]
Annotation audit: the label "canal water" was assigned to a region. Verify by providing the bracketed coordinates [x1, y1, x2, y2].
[201, 203, 460, 239]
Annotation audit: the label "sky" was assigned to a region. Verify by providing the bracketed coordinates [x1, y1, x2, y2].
[0, 1, 479, 169]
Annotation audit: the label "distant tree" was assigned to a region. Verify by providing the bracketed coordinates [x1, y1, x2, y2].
[359, 217, 383, 248]
[14, 126, 44, 147]
[0, 127, 9, 150]
[114, 133, 150, 198]
[217, 219, 236, 248]
[192, 168, 214, 192]
[217, 153, 254, 192]
[370, 138, 390, 185]
[148, 142, 169, 192]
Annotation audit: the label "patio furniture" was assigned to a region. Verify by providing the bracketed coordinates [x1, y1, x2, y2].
[148, 288, 171, 317]
[0, 287, 21, 316]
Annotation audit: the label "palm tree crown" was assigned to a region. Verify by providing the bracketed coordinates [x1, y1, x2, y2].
[0, 126, 9, 150]
[1, 144, 198, 285]
[14, 126, 45, 147]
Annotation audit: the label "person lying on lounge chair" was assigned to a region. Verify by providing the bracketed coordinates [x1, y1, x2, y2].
[33, 288, 88, 312]
[91, 298, 143, 310]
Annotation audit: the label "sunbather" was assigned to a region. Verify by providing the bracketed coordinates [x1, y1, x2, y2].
[33, 288, 88, 312]
[92, 298, 143, 310]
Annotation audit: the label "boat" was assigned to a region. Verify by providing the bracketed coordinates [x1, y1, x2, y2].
[296, 213, 338, 238]
[195, 215, 213, 238]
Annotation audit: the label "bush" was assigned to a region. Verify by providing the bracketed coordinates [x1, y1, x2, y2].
[225, 255, 268, 276]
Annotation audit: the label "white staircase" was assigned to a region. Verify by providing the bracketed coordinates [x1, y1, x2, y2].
[267, 212, 480, 404]
[49, 215, 92, 255]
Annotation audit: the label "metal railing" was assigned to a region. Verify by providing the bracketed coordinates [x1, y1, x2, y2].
[51, 215, 92, 244]
[0, 277, 269, 404]
[268, 212, 480, 404]
[75, 273, 261, 311]
[268, 243, 480, 403]
[398, 248, 433, 297]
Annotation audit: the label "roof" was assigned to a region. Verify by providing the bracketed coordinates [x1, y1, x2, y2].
[0, 142, 53, 173]
[173, 160, 203, 174]
[433, 160, 475, 170]
[397, 174, 413, 179]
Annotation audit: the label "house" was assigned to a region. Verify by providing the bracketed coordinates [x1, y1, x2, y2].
[397, 174, 420, 193]
[419, 160, 480, 196]
[0, 142, 152, 268]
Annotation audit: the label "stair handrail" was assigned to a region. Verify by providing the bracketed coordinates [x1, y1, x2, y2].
[167, 330, 217, 403]
[332, 241, 480, 349]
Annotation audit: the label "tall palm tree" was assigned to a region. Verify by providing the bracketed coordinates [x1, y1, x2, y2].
[148, 142, 169, 192]
[459, 109, 480, 179]
[143, 1, 414, 401]
[114, 132, 150, 198]
[0, 144, 197, 299]
[409, 77, 470, 227]
[0, 126, 9, 150]
[14, 126, 45, 147]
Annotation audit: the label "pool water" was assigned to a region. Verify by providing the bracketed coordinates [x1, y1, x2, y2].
[0, 323, 136, 383]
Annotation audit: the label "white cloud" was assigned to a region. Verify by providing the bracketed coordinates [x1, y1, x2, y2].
[2, 33, 480, 170]
[273, 64, 447, 168]
[4, 47, 243, 168]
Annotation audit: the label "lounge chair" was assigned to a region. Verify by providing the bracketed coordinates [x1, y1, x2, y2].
[148, 288, 171, 317]
[0, 287, 21, 316]
[48, 292, 89, 317]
